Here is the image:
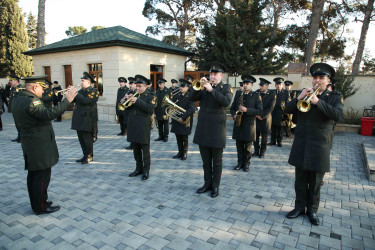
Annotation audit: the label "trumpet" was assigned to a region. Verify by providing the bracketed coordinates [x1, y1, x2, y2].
[162, 96, 190, 126]
[54, 85, 81, 96]
[117, 92, 139, 111]
[297, 84, 320, 112]
[192, 79, 211, 91]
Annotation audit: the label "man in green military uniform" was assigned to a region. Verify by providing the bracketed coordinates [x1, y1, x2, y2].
[285, 63, 344, 225]
[9, 76, 23, 142]
[124, 77, 137, 150]
[12, 75, 77, 215]
[116, 77, 129, 136]
[230, 75, 262, 172]
[72, 72, 99, 164]
[191, 63, 233, 198]
[127, 75, 156, 180]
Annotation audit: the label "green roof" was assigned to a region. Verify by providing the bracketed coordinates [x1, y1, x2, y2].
[24, 26, 193, 57]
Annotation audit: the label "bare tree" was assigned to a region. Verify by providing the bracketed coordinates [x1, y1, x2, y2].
[36, 0, 46, 48]
[351, 0, 374, 75]
[304, 0, 325, 74]
[267, 0, 285, 55]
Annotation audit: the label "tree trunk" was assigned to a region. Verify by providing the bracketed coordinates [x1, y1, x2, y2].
[36, 0, 46, 48]
[268, 0, 284, 55]
[304, 0, 325, 75]
[351, 0, 374, 75]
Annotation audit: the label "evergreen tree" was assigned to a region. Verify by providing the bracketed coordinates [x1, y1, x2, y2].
[26, 12, 37, 49]
[0, 0, 33, 78]
[65, 26, 87, 37]
[334, 64, 358, 99]
[91, 26, 105, 31]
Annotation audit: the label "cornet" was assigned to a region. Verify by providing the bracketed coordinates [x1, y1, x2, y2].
[297, 84, 320, 112]
[118, 92, 139, 111]
[192, 79, 211, 91]
[54, 85, 81, 96]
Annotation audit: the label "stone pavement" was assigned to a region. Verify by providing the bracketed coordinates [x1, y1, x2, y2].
[0, 112, 374, 250]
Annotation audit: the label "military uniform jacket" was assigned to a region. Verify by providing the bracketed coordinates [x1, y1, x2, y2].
[52, 86, 63, 105]
[285, 89, 344, 173]
[190, 82, 233, 148]
[271, 89, 289, 126]
[9, 84, 22, 113]
[91, 88, 99, 122]
[155, 87, 170, 120]
[255, 90, 276, 132]
[116, 86, 129, 116]
[171, 92, 195, 136]
[230, 91, 263, 142]
[11, 91, 71, 171]
[127, 89, 156, 144]
[123, 89, 136, 124]
[71, 86, 99, 132]
[41, 88, 54, 108]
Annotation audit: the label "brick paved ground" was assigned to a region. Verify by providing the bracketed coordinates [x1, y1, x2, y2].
[0, 112, 374, 249]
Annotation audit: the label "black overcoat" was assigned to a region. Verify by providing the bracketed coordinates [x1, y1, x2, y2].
[230, 91, 263, 142]
[271, 89, 289, 126]
[190, 82, 233, 148]
[285, 89, 344, 173]
[123, 89, 136, 124]
[41, 88, 54, 108]
[171, 92, 195, 136]
[116, 86, 129, 116]
[9, 84, 22, 113]
[127, 89, 156, 144]
[12, 91, 71, 171]
[255, 90, 276, 132]
[52, 86, 63, 105]
[155, 87, 170, 120]
[71, 86, 99, 132]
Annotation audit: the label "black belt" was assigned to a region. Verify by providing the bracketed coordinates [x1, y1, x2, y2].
[298, 120, 333, 129]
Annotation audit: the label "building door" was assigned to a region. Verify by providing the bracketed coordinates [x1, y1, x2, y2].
[150, 65, 163, 90]
[88, 63, 103, 96]
[64, 65, 74, 111]
[44, 66, 51, 82]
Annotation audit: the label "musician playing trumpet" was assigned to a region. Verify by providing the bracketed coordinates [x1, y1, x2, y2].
[170, 79, 195, 160]
[230, 75, 262, 172]
[116, 77, 129, 136]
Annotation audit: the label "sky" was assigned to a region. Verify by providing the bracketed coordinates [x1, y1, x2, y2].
[18, 0, 375, 59]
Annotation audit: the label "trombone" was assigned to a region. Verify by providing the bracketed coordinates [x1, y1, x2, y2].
[117, 92, 139, 111]
[297, 84, 319, 112]
[54, 85, 81, 96]
[162, 96, 190, 126]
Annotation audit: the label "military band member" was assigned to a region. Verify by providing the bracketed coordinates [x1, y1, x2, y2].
[124, 77, 136, 150]
[9, 76, 22, 142]
[171, 79, 195, 160]
[116, 77, 129, 136]
[169, 79, 178, 92]
[52, 81, 63, 122]
[12, 76, 77, 215]
[230, 75, 262, 172]
[90, 82, 99, 142]
[284, 80, 296, 100]
[190, 63, 233, 198]
[72, 72, 99, 164]
[253, 78, 276, 158]
[128, 75, 156, 180]
[41, 79, 54, 108]
[285, 63, 344, 226]
[269, 77, 288, 147]
[154, 79, 170, 142]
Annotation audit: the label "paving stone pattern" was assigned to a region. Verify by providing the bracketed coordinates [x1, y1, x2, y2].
[0, 112, 374, 249]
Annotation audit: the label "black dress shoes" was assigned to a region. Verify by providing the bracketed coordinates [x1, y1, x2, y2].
[46, 200, 53, 207]
[252, 151, 259, 157]
[155, 137, 163, 141]
[211, 188, 219, 198]
[125, 144, 133, 150]
[129, 170, 142, 177]
[142, 172, 149, 180]
[173, 153, 182, 159]
[307, 212, 320, 226]
[76, 156, 86, 162]
[180, 154, 187, 160]
[243, 165, 249, 172]
[268, 142, 276, 145]
[34, 205, 60, 215]
[11, 138, 21, 142]
[163, 137, 168, 142]
[234, 164, 243, 170]
[286, 208, 305, 219]
[259, 153, 265, 158]
[197, 186, 211, 194]
[81, 156, 93, 164]
[277, 142, 282, 147]
[117, 132, 125, 136]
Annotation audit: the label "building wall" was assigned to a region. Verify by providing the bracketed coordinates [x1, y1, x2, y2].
[31, 46, 188, 122]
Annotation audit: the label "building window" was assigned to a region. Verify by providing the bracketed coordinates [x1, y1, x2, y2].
[88, 63, 103, 96]
[150, 65, 163, 90]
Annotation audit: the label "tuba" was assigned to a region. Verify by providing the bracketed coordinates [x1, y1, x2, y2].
[162, 96, 190, 126]
[297, 84, 320, 112]
[118, 92, 139, 110]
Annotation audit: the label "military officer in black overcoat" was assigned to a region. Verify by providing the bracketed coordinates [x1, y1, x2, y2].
[41, 80, 54, 108]
[230, 75, 262, 172]
[285, 63, 344, 226]
[170, 79, 195, 160]
[72, 72, 99, 164]
[116, 77, 129, 136]
[154, 79, 170, 142]
[269, 77, 288, 147]
[12, 76, 77, 215]
[190, 63, 233, 198]
[124, 77, 137, 150]
[253, 78, 276, 158]
[127, 75, 156, 180]
[52, 81, 63, 122]
[9, 76, 23, 142]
